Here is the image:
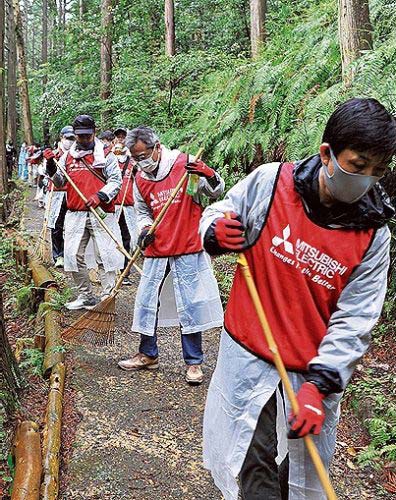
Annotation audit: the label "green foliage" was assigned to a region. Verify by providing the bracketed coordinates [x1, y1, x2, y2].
[19, 348, 44, 377]
[15, 285, 35, 313]
[347, 371, 396, 468]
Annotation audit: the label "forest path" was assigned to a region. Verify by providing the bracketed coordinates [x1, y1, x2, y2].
[25, 188, 221, 499]
[23, 187, 383, 499]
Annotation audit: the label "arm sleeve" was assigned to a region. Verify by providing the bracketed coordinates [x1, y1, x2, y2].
[51, 152, 67, 188]
[133, 183, 154, 231]
[307, 225, 391, 392]
[199, 163, 281, 248]
[100, 153, 122, 201]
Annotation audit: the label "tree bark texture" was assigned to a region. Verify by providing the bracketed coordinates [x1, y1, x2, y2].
[6, 2, 17, 146]
[0, 290, 21, 457]
[165, 0, 175, 57]
[42, 0, 50, 143]
[100, 0, 113, 126]
[250, 0, 266, 58]
[0, 0, 9, 218]
[12, 0, 34, 145]
[338, 0, 373, 85]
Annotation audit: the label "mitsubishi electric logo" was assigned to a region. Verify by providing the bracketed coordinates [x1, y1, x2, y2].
[269, 223, 349, 291]
[272, 225, 294, 255]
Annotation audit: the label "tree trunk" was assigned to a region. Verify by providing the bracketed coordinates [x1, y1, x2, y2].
[0, 0, 9, 220]
[6, 2, 17, 147]
[0, 290, 21, 457]
[42, 0, 50, 144]
[12, 0, 34, 145]
[79, 0, 86, 20]
[250, 0, 266, 58]
[165, 0, 175, 57]
[338, 0, 373, 85]
[100, 0, 113, 126]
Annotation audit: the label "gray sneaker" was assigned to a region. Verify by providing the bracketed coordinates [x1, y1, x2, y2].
[65, 296, 99, 311]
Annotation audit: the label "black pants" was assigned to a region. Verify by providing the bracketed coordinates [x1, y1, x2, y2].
[51, 197, 67, 260]
[118, 209, 131, 270]
[240, 388, 289, 500]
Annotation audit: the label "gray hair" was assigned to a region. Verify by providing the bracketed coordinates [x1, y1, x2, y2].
[125, 126, 160, 150]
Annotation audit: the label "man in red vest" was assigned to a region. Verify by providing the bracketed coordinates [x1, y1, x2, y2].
[46, 125, 76, 268]
[200, 98, 396, 499]
[118, 126, 224, 385]
[44, 115, 123, 310]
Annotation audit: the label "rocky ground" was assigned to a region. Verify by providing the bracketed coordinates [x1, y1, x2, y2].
[10, 187, 390, 499]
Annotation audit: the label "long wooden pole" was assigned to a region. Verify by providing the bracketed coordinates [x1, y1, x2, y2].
[228, 216, 337, 500]
[53, 158, 142, 275]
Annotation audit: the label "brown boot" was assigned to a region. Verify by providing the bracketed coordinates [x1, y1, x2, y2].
[185, 365, 203, 385]
[118, 353, 159, 371]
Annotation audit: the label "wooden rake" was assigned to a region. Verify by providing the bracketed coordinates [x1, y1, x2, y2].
[35, 183, 54, 265]
[226, 213, 337, 499]
[62, 148, 204, 346]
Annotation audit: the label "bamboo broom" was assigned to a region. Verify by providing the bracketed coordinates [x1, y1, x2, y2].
[62, 148, 204, 346]
[35, 183, 54, 264]
[225, 213, 337, 499]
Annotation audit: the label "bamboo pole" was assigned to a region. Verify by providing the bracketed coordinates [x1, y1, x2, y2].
[12, 421, 42, 500]
[40, 362, 66, 499]
[43, 287, 64, 375]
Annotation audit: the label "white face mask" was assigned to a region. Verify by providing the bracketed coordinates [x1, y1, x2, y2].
[137, 147, 160, 173]
[61, 138, 74, 151]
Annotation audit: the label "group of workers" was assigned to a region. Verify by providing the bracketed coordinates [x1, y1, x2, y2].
[18, 96, 395, 499]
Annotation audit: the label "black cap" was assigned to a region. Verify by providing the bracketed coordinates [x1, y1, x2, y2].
[73, 115, 96, 135]
[114, 126, 127, 136]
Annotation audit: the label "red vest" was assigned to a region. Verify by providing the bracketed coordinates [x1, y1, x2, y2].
[115, 158, 134, 206]
[135, 153, 203, 257]
[224, 163, 375, 371]
[65, 152, 115, 213]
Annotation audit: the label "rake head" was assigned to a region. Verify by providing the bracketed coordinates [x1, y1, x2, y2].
[62, 295, 116, 346]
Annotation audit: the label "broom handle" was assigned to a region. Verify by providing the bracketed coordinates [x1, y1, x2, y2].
[225, 215, 337, 500]
[42, 182, 54, 234]
[117, 164, 133, 222]
[53, 158, 142, 275]
[112, 147, 204, 294]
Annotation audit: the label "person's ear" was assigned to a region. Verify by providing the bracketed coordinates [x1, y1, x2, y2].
[319, 143, 331, 166]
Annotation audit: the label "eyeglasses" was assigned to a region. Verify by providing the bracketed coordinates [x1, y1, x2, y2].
[131, 147, 154, 162]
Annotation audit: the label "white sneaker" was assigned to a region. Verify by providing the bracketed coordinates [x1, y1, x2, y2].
[185, 365, 204, 385]
[65, 296, 99, 311]
[54, 257, 64, 268]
